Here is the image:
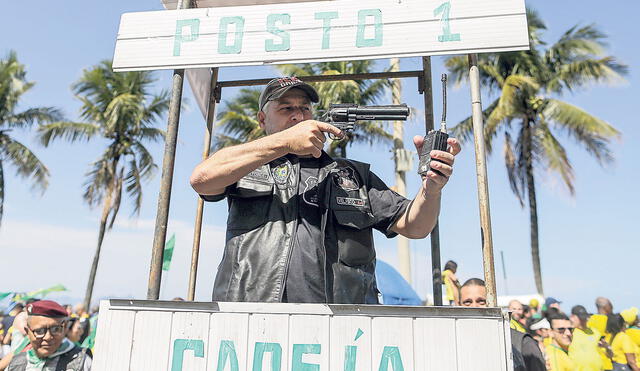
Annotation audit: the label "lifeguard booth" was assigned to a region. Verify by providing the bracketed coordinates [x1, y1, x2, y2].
[93, 0, 530, 369]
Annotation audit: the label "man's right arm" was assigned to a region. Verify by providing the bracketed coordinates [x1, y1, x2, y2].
[190, 120, 343, 196]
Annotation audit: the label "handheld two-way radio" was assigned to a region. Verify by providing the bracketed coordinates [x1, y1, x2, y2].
[418, 73, 450, 176]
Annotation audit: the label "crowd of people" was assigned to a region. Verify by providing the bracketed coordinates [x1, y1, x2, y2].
[0, 300, 97, 371]
[456, 274, 639, 371]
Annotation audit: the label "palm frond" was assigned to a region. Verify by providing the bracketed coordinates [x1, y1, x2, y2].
[0, 135, 49, 191]
[5, 107, 64, 129]
[38, 121, 100, 146]
[124, 158, 143, 215]
[543, 99, 617, 164]
[534, 122, 575, 194]
[503, 131, 525, 206]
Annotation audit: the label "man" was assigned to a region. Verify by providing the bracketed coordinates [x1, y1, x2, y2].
[547, 313, 576, 371]
[5, 300, 91, 371]
[546, 297, 562, 312]
[529, 317, 551, 352]
[569, 305, 604, 371]
[459, 278, 546, 371]
[509, 300, 527, 333]
[623, 308, 640, 351]
[589, 297, 614, 370]
[190, 76, 460, 304]
[589, 297, 613, 334]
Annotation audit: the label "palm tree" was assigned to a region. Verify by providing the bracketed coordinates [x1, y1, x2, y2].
[444, 10, 627, 295]
[214, 61, 393, 157]
[0, 51, 62, 225]
[38, 60, 170, 309]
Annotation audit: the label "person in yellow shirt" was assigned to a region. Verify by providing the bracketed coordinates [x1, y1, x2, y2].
[509, 300, 527, 333]
[622, 308, 640, 348]
[569, 305, 605, 371]
[606, 313, 640, 371]
[442, 260, 460, 306]
[546, 313, 576, 371]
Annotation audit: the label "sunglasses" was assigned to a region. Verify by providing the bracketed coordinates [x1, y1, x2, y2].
[28, 323, 66, 339]
[553, 327, 574, 334]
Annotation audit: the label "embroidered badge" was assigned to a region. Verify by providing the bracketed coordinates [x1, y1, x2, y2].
[333, 166, 360, 191]
[336, 197, 365, 207]
[245, 167, 271, 183]
[272, 161, 292, 189]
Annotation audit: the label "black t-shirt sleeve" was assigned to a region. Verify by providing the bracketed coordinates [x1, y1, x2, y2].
[367, 171, 411, 238]
[199, 188, 228, 202]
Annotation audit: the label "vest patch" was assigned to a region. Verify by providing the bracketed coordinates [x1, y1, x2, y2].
[332, 166, 359, 191]
[272, 161, 292, 189]
[336, 196, 365, 207]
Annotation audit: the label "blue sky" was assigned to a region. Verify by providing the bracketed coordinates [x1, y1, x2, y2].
[1, 0, 638, 313]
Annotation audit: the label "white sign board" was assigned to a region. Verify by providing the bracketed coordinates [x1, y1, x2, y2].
[93, 300, 513, 371]
[113, 0, 529, 71]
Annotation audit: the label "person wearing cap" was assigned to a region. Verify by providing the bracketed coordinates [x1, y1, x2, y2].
[546, 297, 562, 311]
[622, 308, 640, 368]
[569, 304, 605, 371]
[191, 76, 460, 304]
[5, 300, 91, 371]
[529, 317, 551, 352]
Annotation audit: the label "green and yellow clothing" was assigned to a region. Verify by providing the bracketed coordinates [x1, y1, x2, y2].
[569, 327, 604, 371]
[546, 343, 575, 371]
[510, 318, 527, 333]
[606, 331, 638, 365]
[442, 269, 456, 302]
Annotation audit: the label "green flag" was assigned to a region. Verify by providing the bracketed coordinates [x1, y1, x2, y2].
[162, 233, 176, 271]
[0, 292, 13, 300]
[14, 284, 67, 302]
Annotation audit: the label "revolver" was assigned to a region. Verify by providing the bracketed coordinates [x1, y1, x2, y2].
[323, 104, 411, 140]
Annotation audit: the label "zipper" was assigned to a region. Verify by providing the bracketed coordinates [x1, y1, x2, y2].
[278, 158, 299, 302]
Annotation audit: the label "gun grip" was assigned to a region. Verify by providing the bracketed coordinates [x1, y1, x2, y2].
[418, 130, 449, 176]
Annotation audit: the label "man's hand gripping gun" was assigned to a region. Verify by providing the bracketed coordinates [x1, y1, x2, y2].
[323, 104, 411, 140]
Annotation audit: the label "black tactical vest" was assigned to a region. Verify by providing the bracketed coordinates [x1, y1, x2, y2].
[212, 153, 381, 304]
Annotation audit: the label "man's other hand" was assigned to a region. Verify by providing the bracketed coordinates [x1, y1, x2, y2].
[413, 136, 461, 196]
[275, 120, 344, 158]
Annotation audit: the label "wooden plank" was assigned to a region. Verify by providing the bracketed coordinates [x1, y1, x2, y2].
[92, 301, 136, 370]
[129, 311, 173, 371]
[456, 318, 505, 371]
[169, 312, 211, 371]
[329, 315, 372, 370]
[247, 314, 290, 371]
[414, 318, 457, 371]
[113, 0, 529, 71]
[371, 317, 414, 371]
[288, 315, 330, 370]
[208, 312, 250, 371]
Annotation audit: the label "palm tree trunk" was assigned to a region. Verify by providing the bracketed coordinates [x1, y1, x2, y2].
[83, 185, 113, 310]
[523, 120, 544, 296]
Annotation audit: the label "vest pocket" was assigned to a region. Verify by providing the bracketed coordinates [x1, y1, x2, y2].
[333, 209, 376, 266]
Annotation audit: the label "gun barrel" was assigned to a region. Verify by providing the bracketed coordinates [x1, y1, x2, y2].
[328, 104, 410, 122]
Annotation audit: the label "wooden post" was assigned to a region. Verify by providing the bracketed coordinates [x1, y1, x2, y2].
[391, 57, 412, 284]
[147, 0, 191, 301]
[468, 53, 497, 307]
[187, 67, 219, 301]
[420, 56, 443, 306]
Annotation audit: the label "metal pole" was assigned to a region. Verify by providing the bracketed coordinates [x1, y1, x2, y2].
[420, 56, 442, 306]
[187, 67, 219, 301]
[468, 53, 497, 307]
[147, 0, 191, 301]
[391, 58, 412, 285]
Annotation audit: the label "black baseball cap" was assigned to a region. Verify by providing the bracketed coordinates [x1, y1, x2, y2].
[259, 76, 319, 111]
[571, 305, 591, 320]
